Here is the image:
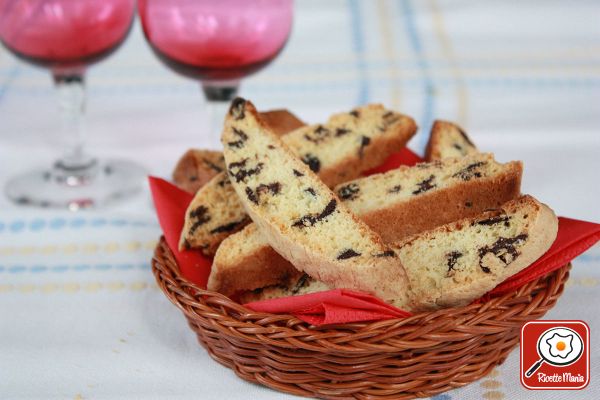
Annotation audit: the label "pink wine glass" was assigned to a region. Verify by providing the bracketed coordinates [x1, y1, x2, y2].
[0, 0, 145, 210]
[138, 0, 293, 138]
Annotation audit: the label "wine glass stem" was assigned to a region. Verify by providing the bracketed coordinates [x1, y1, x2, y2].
[202, 81, 239, 139]
[52, 70, 96, 184]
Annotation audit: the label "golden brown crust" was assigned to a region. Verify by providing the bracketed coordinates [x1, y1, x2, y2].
[361, 161, 522, 242]
[209, 228, 301, 296]
[259, 109, 306, 137]
[425, 120, 477, 161]
[172, 149, 225, 193]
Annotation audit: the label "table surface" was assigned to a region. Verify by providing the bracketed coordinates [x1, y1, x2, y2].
[1, 1, 599, 399]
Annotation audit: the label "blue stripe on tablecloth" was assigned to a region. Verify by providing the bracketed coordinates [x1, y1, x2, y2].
[0, 65, 19, 105]
[0, 263, 151, 274]
[399, 0, 435, 149]
[348, 0, 369, 104]
[0, 217, 158, 234]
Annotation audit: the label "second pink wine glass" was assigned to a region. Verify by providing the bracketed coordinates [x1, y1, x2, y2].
[138, 0, 293, 137]
[0, 0, 145, 209]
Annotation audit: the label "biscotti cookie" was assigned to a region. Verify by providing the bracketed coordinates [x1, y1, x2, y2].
[210, 153, 522, 296]
[172, 149, 226, 193]
[172, 110, 305, 193]
[221, 97, 411, 304]
[208, 223, 304, 296]
[180, 102, 417, 255]
[240, 195, 558, 312]
[425, 120, 478, 161]
[240, 273, 330, 304]
[392, 195, 558, 310]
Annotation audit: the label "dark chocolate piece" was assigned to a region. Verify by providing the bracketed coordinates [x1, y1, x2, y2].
[202, 158, 223, 172]
[452, 161, 487, 181]
[228, 158, 264, 183]
[358, 135, 371, 158]
[229, 97, 246, 120]
[293, 169, 304, 177]
[335, 128, 351, 137]
[268, 145, 275, 149]
[291, 274, 311, 294]
[337, 249, 361, 260]
[381, 111, 400, 128]
[304, 187, 317, 197]
[388, 185, 402, 194]
[304, 125, 330, 144]
[292, 199, 337, 228]
[452, 143, 463, 151]
[412, 175, 437, 195]
[476, 215, 511, 227]
[227, 128, 248, 149]
[209, 218, 249, 234]
[445, 251, 463, 276]
[458, 128, 475, 147]
[349, 110, 360, 118]
[246, 182, 282, 205]
[245, 187, 259, 205]
[257, 182, 281, 196]
[217, 177, 231, 187]
[478, 234, 528, 273]
[188, 205, 211, 235]
[337, 183, 360, 201]
[301, 154, 321, 173]
[374, 250, 396, 258]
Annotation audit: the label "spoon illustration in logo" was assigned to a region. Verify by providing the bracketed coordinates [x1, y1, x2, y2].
[525, 327, 584, 378]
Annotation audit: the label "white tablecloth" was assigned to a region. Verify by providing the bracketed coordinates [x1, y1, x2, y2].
[1, 1, 599, 399]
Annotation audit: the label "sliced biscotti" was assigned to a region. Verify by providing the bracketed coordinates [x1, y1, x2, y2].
[172, 110, 305, 193]
[172, 149, 226, 193]
[336, 153, 522, 243]
[425, 120, 478, 161]
[180, 102, 417, 255]
[240, 196, 558, 311]
[282, 104, 417, 186]
[240, 273, 330, 304]
[210, 153, 522, 295]
[208, 223, 304, 296]
[221, 97, 411, 304]
[393, 195, 558, 311]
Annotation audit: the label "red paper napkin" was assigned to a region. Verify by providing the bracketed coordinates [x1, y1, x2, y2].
[149, 148, 600, 325]
[149, 177, 212, 288]
[245, 289, 411, 325]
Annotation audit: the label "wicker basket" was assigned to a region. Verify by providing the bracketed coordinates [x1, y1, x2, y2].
[152, 237, 570, 400]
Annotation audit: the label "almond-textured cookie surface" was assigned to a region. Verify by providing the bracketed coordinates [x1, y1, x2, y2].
[425, 120, 478, 161]
[180, 102, 417, 255]
[220, 97, 411, 304]
[210, 153, 522, 296]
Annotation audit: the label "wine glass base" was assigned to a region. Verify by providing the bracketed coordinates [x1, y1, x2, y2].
[5, 159, 147, 210]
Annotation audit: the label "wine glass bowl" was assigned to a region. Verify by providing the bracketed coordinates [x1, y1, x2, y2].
[138, 0, 293, 135]
[0, 0, 146, 210]
[0, 0, 134, 70]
